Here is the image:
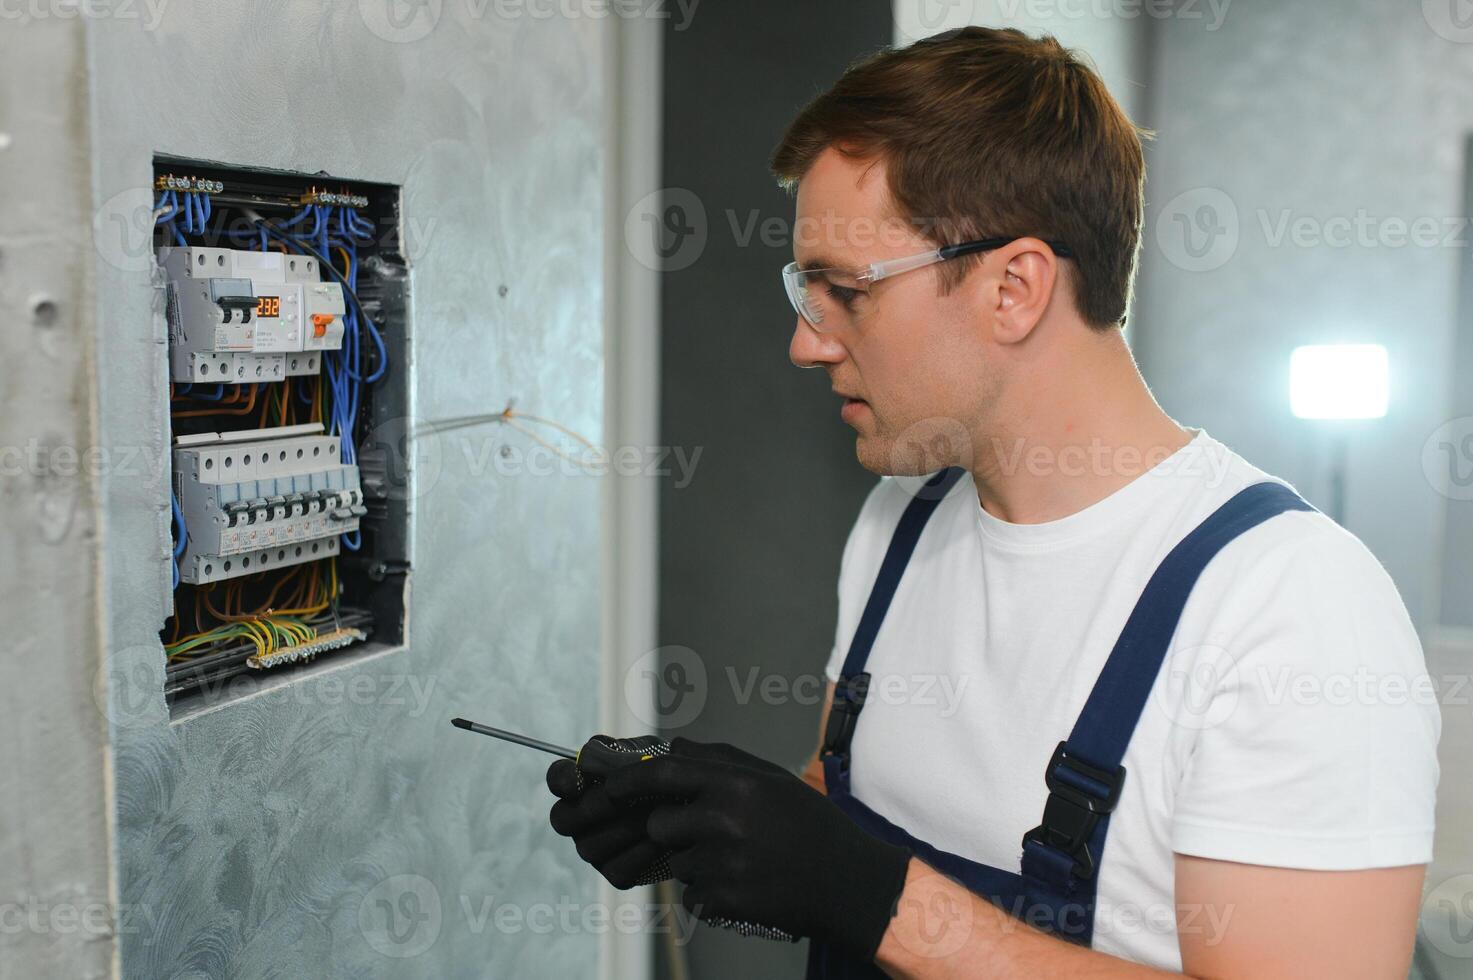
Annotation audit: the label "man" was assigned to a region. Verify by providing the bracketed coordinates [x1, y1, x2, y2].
[548, 26, 1440, 978]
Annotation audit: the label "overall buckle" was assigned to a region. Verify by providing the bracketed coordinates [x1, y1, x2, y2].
[820, 672, 872, 758]
[1022, 741, 1126, 880]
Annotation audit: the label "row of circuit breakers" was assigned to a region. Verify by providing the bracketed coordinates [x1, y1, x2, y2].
[165, 246, 365, 585]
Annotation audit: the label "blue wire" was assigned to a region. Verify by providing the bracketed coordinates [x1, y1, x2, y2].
[262, 208, 393, 462]
[324, 214, 368, 462]
[283, 205, 314, 230]
[170, 488, 186, 588]
[156, 190, 186, 245]
[192, 383, 225, 401]
[154, 191, 176, 224]
[359, 317, 387, 384]
[316, 206, 330, 260]
[300, 206, 323, 241]
[171, 491, 188, 558]
[160, 190, 186, 244]
[340, 529, 361, 551]
[329, 227, 387, 385]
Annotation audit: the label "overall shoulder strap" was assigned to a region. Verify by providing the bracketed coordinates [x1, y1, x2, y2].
[822, 467, 966, 758]
[1022, 480, 1315, 892]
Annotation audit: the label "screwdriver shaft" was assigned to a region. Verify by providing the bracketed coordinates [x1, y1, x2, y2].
[451, 717, 578, 759]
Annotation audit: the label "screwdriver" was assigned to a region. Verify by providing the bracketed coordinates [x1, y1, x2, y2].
[450, 717, 798, 943]
[449, 717, 669, 778]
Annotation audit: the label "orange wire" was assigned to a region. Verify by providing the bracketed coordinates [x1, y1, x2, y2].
[173, 384, 259, 418]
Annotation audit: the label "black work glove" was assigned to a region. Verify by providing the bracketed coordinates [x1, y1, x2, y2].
[547, 736, 797, 889]
[601, 737, 913, 962]
[547, 744, 671, 889]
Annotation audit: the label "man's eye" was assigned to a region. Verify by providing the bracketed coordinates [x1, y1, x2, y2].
[824, 282, 861, 308]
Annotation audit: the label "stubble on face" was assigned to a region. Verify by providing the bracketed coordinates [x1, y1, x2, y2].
[846, 331, 1001, 479]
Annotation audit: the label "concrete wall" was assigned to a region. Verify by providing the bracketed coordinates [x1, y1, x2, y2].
[0, 17, 116, 980]
[6, 2, 611, 977]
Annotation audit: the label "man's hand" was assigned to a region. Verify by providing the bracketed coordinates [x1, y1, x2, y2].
[545, 736, 796, 889]
[601, 737, 913, 962]
[547, 756, 671, 889]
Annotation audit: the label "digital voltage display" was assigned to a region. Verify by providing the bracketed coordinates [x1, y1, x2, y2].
[256, 296, 281, 318]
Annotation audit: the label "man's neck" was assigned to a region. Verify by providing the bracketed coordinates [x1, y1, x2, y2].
[969, 329, 1190, 525]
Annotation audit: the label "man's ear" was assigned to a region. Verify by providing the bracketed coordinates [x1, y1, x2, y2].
[991, 237, 1059, 345]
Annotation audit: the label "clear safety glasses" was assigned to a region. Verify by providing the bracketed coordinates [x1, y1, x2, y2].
[781, 236, 1074, 333]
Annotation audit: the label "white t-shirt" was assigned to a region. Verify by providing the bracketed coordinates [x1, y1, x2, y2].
[823, 430, 1440, 971]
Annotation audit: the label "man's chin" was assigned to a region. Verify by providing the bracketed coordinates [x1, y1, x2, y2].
[855, 435, 927, 477]
[856, 429, 968, 477]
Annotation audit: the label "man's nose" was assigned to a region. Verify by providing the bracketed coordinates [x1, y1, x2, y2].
[789, 316, 847, 369]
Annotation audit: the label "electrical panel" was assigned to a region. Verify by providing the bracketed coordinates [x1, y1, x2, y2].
[155, 158, 411, 704]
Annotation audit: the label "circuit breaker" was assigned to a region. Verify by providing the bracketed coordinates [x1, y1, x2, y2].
[173, 424, 366, 585]
[160, 246, 347, 384]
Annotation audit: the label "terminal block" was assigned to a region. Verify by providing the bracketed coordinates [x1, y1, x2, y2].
[160, 246, 347, 385]
[173, 423, 368, 585]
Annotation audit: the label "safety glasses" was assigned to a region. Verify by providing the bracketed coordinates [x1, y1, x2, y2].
[781, 236, 1073, 333]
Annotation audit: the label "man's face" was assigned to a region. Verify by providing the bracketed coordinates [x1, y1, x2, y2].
[788, 148, 1001, 476]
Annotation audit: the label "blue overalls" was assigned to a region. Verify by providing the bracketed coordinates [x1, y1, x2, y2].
[806, 468, 1313, 978]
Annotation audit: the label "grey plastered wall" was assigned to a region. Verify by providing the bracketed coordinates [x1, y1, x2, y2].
[1129, 5, 1473, 975]
[13, 4, 607, 978]
[1131, 0, 1473, 632]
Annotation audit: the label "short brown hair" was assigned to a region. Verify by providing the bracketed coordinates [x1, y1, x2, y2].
[771, 26, 1149, 329]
